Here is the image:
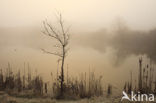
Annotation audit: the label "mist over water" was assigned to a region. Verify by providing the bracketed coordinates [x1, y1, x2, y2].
[76, 24, 156, 64]
[0, 0, 156, 89]
[0, 24, 155, 88]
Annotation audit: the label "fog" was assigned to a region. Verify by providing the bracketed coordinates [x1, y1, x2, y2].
[76, 22, 156, 64]
[0, 0, 156, 88]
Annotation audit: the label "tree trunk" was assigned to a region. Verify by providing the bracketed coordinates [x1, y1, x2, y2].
[60, 46, 65, 95]
[139, 58, 142, 92]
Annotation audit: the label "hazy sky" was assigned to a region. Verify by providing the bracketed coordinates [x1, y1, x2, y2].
[0, 0, 156, 30]
[0, 0, 156, 88]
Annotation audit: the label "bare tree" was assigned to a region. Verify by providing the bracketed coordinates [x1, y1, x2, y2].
[41, 13, 70, 96]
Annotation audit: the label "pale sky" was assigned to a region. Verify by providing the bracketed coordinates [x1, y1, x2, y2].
[0, 0, 156, 30]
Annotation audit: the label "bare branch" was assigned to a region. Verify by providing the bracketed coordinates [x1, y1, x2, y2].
[41, 48, 63, 57]
[64, 33, 70, 46]
[42, 21, 64, 45]
[43, 21, 57, 38]
[58, 14, 66, 45]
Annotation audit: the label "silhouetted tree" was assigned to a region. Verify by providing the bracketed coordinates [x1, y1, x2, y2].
[42, 13, 70, 96]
